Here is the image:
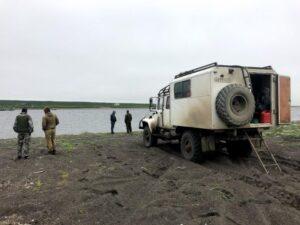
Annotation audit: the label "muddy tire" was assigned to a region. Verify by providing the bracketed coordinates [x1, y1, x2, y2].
[180, 131, 203, 162]
[216, 84, 255, 127]
[227, 140, 252, 158]
[143, 126, 157, 148]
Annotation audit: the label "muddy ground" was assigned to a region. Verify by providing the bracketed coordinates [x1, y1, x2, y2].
[0, 127, 299, 225]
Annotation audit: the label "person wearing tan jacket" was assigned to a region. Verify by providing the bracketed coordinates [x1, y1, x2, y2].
[42, 107, 59, 155]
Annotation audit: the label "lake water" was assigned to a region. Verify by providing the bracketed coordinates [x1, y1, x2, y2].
[0, 107, 299, 139]
[291, 106, 300, 122]
[0, 108, 149, 139]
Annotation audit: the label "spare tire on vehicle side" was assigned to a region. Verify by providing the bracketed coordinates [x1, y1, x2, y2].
[216, 84, 255, 127]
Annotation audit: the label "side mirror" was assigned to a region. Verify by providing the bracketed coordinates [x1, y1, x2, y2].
[149, 98, 154, 111]
[149, 97, 157, 112]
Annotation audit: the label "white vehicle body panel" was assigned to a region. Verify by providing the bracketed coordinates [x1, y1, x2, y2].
[169, 67, 261, 129]
[141, 63, 290, 131]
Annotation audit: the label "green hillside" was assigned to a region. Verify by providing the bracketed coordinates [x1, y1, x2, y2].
[0, 100, 148, 111]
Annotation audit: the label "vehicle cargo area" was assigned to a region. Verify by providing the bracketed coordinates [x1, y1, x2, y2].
[250, 74, 272, 124]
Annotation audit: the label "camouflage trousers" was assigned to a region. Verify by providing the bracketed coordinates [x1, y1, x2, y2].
[45, 129, 56, 152]
[18, 133, 31, 157]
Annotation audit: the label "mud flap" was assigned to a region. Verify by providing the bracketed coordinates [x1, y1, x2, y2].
[201, 136, 215, 152]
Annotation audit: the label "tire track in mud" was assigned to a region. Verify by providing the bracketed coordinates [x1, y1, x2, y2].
[79, 151, 176, 225]
[141, 155, 175, 179]
[206, 160, 300, 211]
[248, 151, 300, 172]
[160, 140, 300, 173]
[121, 155, 176, 225]
[238, 175, 300, 210]
[274, 155, 300, 171]
[151, 142, 300, 211]
[200, 149, 300, 210]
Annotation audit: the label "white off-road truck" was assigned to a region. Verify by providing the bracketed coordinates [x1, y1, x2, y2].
[139, 63, 291, 166]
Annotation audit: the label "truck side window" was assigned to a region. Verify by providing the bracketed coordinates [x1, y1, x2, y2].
[166, 96, 170, 109]
[174, 80, 191, 98]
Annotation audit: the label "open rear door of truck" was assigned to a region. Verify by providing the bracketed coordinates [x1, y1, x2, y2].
[278, 75, 291, 124]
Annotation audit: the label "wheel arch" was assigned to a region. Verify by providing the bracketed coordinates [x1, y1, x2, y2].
[140, 119, 155, 133]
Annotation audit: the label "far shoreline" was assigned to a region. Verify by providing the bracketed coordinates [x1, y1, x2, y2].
[0, 107, 149, 112]
[0, 100, 149, 111]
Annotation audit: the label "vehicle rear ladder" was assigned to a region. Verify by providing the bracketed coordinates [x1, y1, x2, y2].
[245, 131, 282, 174]
[243, 68, 253, 91]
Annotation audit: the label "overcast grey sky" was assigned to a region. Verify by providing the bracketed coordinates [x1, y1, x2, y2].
[0, 0, 299, 104]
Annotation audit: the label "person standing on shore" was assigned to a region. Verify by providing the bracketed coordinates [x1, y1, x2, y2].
[13, 108, 34, 159]
[42, 107, 59, 155]
[124, 110, 132, 133]
[110, 111, 117, 134]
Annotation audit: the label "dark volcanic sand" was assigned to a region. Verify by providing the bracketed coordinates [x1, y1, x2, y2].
[0, 133, 299, 225]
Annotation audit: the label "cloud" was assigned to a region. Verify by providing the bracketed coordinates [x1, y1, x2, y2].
[0, 0, 299, 104]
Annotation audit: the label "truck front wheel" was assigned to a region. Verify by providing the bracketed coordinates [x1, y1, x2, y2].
[180, 131, 203, 162]
[143, 126, 157, 147]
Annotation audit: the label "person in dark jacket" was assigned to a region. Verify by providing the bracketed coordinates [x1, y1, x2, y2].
[13, 108, 34, 159]
[124, 110, 132, 133]
[257, 87, 271, 112]
[110, 111, 117, 134]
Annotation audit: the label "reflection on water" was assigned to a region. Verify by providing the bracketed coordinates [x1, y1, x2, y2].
[0, 108, 149, 139]
[0, 107, 299, 139]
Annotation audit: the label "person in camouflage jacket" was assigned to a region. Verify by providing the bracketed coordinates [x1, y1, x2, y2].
[13, 108, 34, 159]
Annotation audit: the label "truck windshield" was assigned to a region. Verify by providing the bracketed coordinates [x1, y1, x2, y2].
[149, 97, 158, 111]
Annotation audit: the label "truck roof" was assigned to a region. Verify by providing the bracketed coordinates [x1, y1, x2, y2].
[174, 62, 277, 80]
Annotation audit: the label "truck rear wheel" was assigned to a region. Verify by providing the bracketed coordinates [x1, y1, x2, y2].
[180, 131, 203, 162]
[143, 126, 157, 147]
[216, 84, 255, 127]
[227, 140, 252, 158]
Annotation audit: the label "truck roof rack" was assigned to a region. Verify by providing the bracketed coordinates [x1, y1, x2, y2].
[174, 63, 273, 79]
[174, 62, 217, 79]
[158, 85, 170, 96]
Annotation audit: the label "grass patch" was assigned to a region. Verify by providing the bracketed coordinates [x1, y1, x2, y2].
[61, 171, 69, 180]
[34, 179, 43, 191]
[264, 123, 300, 139]
[57, 171, 69, 186]
[59, 140, 74, 153]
